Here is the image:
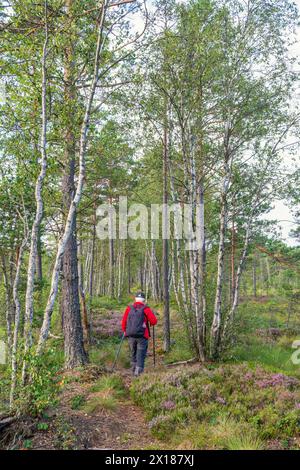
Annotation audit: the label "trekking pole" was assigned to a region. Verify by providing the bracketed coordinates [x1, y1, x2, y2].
[152, 326, 156, 367]
[111, 332, 125, 372]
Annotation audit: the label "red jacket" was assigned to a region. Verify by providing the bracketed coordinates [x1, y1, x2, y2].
[121, 301, 157, 339]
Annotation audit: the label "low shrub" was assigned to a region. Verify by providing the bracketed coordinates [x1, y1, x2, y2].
[14, 349, 61, 417]
[131, 363, 300, 449]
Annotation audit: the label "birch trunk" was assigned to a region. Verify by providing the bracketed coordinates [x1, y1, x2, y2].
[10, 239, 27, 407]
[37, 0, 108, 353]
[1, 254, 14, 356]
[60, 0, 87, 369]
[127, 241, 131, 293]
[89, 207, 97, 300]
[210, 160, 230, 359]
[162, 105, 170, 353]
[252, 253, 257, 298]
[109, 237, 115, 298]
[23, 1, 49, 380]
[196, 180, 206, 361]
[36, 229, 43, 283]
[221, 224, 252, 345]
[117, 242, 122, 299]
[78, 238, 90, 344]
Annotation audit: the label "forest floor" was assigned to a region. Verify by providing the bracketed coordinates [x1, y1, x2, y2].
[2, 308, 166, 450]
[1, 295, 300, 450]
[28, 367, 162, 450]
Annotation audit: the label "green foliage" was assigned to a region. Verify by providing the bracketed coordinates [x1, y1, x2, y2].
[91, 296, 132, 312]
[226, 298, 300, 375]
[81, 394, 118, 413]
[89, 337, 130, 369]
[54, 417, 77, 450]
[81, 373, 127, 414]
[70, 394, 86, 410]
[14, 349, 61, 417]
[163, 327, 193, 364]
[0, 366, 10, 414]
[22, 439, 33, 450]
[229, 339, 299, 375]
[37, 422, 49, 431]
[176, 416, 264, 450]
[89, 374, 126, 397]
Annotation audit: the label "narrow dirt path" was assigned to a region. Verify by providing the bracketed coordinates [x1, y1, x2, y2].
[30, 309, 164, 450]
[30, 365, 162, 450]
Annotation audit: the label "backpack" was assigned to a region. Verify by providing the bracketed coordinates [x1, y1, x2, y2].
[126, 304, 148, 338]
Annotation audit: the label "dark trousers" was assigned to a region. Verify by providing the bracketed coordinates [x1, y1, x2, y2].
[128, 337, 148, 375]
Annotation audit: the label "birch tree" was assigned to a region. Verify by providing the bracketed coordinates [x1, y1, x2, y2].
[37, 0, 110, 353]
[22, 0, 49, 380]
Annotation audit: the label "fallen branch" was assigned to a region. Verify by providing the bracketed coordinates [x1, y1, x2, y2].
[166, 357, 197, 367]
[0, 416, 16, 432]
[49, 332, 62, 340]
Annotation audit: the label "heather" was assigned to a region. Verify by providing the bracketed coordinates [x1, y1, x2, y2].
[131, 363, 300, 449]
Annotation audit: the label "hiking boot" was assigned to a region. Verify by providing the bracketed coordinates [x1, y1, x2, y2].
[134, 366, 143, 377]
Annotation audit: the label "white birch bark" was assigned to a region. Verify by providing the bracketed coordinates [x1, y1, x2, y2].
[1, 254, 14, 356]
[221, 222, 252, 344]
[210, 158, 230, 359]
[196, 181, 206, 361]
[37, 0, 109, 353]
[117, 243, 122, 299]
[23, 0, 49, 378]
[10, 238, 27, 408]
[78, 237, 90, 343]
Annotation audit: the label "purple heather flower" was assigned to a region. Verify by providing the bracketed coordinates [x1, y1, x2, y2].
[162, 400, 176, 410]
[215, 396, 226, 405]
[245, 372, 253, 381]
[256, 373, 299, 389]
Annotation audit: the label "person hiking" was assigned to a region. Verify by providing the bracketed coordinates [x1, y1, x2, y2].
[121, 292, 157, 376]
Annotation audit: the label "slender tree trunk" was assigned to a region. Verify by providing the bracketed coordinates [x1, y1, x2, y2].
[152, 243, 161, 299]
[89, 206, 96, 299]
[210, 160, 230, 359]
[78, 237, 90, 343]
[162, 101, 170, 353]
[265, 257, 271, 283]
[169, 162, 196, 350]
[36, 228, 43, 283]
[61, 0, 87, 368]
[252, 252, 257, 298]
[117, 242, 122, 299]
[139, 258, 144, 291]
[231, 216, 236, 303]
[22, 2, 49, 382]
[265, 257, 271, 294]
[37, 0, 108, 353]
[127, 240, 131, 293]
[196, 180, 206, 361]
[260, 256, 264, 295]
[109, 239, 115, 298]
[144, 252, 149, 300]
[1, 254, 14, 356]
[221, 224, 251, 346]
[120, 242, 125, 297]
[10, 239, 27, 408]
